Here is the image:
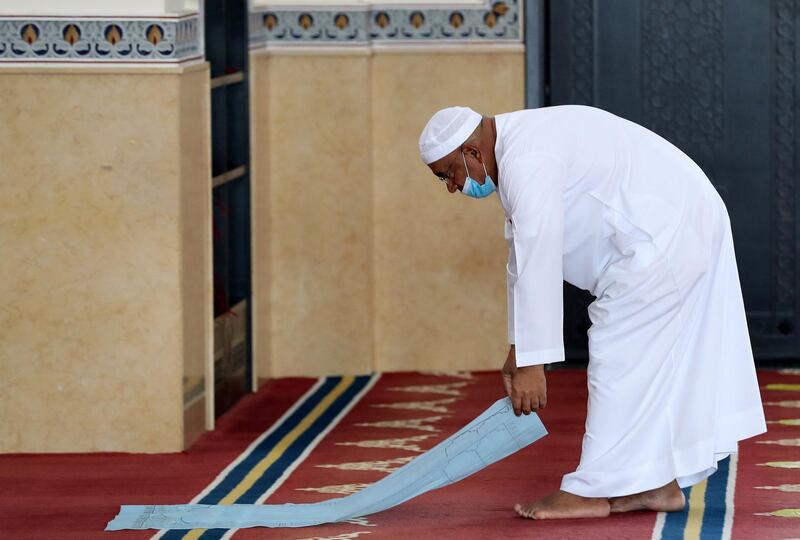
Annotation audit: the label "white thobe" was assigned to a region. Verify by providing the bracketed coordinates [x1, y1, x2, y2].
[495, 105, 767, 497]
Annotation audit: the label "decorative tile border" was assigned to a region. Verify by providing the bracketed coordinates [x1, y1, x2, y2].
[0, 15, 201, 62]
[0, 2, 520, 62]
[248, 0, 521, 47]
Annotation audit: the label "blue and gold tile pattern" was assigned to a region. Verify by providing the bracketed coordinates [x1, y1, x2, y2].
[248, 0, 521, 47]
[0, 15, 201, 62]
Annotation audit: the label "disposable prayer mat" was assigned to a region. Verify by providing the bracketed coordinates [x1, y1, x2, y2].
[106, 397, 547, 530]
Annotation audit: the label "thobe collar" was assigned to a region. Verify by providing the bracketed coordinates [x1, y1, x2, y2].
[493, 114, 511, 217]
[493, 114, 508, 177]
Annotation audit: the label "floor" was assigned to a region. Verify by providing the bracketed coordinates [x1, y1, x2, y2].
[2, 368, 799, 539]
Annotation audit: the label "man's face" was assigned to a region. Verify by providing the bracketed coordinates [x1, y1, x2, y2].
[428, 149, 466, 194]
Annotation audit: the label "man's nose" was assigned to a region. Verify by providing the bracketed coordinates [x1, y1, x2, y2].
[446, 179, 458, 193]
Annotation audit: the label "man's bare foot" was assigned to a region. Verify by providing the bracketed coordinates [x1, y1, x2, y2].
[514, 490, 611, 520]
[609, 480, 686, 513]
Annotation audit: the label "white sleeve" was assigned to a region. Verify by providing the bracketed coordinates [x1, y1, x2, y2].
[505, 217, 516, 344]
[504, 152, 566, 368]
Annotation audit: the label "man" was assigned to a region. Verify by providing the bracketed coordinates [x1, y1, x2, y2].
[417, 105, 767, 520]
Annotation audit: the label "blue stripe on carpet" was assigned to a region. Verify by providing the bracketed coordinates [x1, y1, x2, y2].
[700, 456, 730, 540]
[660, 455, 731, 540]
[160, 376, 343, 540]
[199, 376, 343, 504]
[195, 375, 372, 540]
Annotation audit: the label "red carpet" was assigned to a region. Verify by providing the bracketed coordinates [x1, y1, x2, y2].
[733, 369, 800, 540]
[0, 377, 318, 540]
[1, 369, 798, 540]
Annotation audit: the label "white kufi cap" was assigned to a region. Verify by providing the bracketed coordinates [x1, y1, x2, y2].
[418, 106, 482, 164]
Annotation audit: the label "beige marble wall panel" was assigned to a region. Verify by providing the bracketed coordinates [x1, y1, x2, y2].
[371, 51, 525, 373]
[250, 52, 272, 382]
[179, 64, 212, 446]
[264, 54, 373, 377]
[0, 70, 192, 453]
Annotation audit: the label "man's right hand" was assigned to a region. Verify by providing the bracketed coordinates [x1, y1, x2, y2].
[501, 346, 548, 416]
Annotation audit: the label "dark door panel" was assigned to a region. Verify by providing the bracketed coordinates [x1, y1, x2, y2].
[526, 0, 800, 362]
[207, 0, 253, 417]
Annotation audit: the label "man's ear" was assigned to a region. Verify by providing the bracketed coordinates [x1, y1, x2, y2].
[462, 143, 482, 162]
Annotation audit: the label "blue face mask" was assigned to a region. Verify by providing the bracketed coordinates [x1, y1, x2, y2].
[461, 151, 496, 198]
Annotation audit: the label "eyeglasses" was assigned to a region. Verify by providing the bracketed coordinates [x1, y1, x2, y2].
[434, 154, 458, 184]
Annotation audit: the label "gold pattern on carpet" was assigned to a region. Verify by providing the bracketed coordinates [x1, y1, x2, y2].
[754, 509, 800, 518]
[422, 370, 475, 380]
[755, 484, 800, 493]
[315, 456, 415, 473]
[354, 416, 448, 433]
[754, 373, 800, 525]
[296, 531, 371, 540]
[386, 382, 471, 396]
[767, 419, 800, 425]
[757, 438, 800, 446]
[371, 398, 458, 414]
[758, 461, 800, 469]
[298, 375, 464, 535]
[764, 400, 800, 408]
[295, 483, 371, 495]
[335, 434, 435, 452]
[343, 517, 376, 527]
[764, 384, 800, 392]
